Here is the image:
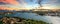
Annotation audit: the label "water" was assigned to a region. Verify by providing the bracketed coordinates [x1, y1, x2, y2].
[1, 12, 60, 24]
[48, 16, 60, 24]
[6, 13, 52, 23]
[0, 15, 3, 19]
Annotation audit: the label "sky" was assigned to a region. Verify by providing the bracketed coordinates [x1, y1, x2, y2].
[0, 0, 60, 10]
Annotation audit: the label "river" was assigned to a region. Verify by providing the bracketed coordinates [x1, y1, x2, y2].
[1, 12, 60, 24]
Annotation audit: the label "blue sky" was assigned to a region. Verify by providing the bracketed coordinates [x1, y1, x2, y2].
[17, 0, 60, 9]
[0, 0, 60, 9]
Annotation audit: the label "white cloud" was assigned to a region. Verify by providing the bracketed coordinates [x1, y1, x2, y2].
[46, 0, 58, 4]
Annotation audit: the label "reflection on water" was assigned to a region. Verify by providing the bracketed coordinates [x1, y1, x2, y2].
[6, 13, 52, 23]
[48, 16, 60, 24]
[1, 12, 60, 24]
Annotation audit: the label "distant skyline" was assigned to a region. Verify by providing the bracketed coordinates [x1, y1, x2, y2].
[0, 0, 60, 10]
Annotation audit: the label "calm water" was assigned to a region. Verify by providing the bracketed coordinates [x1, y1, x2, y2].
[6, 13, 52, 23]
[1, 12, 60, 24]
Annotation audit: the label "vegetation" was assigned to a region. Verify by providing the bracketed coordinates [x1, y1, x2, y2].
[0, 12, 52, 24]
[33, 11, 48, 16]
[0, 16, 52, 24]
[0, 21, 3, 24]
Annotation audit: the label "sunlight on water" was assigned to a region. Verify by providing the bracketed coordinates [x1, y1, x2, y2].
[5, 13, 60, 24]
[48, 16, 60, 24]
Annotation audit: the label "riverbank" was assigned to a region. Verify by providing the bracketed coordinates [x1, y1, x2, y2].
[0, 16, 51, 24]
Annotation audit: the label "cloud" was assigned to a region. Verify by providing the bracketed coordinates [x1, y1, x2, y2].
[45, 0, 58, 4]
[17, 0, 27, 5]
[0, 0, 19, 5]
